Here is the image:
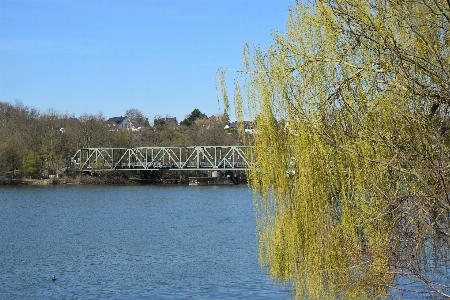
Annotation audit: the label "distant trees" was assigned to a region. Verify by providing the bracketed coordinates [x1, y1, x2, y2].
[0, 101, 39, 176]
[0, 102, 240, 177]
[181, 114, 237, 146]
[1, 136, 26, 176]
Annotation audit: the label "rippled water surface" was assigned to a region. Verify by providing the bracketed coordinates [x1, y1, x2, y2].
[0, 185, 292, 299]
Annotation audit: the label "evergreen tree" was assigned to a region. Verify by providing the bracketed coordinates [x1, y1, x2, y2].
[180, 108, 207, 126]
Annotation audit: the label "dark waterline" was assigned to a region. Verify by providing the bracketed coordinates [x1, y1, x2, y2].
[0, 185, 292, 300]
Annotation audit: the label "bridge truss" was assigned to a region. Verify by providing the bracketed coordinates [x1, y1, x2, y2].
[71, 146, 253, 172]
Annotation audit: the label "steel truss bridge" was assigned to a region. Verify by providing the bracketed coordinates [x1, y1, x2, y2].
[71, 146, 253, 172]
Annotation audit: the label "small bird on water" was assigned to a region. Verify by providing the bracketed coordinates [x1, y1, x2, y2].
[52, 275, 56, 281]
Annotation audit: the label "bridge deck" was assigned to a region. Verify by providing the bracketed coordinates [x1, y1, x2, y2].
[71, 146, 253, 172]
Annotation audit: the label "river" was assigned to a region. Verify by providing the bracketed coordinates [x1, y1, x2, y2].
[0, 185, 292, 300]
[2, 184, 447, 299]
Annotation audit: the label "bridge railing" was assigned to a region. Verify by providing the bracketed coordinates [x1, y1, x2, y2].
[71, 146, 253, 172]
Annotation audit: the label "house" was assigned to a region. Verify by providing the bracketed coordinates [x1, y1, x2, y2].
[224, 121, 255, 134]
[106, 116, 131, 130]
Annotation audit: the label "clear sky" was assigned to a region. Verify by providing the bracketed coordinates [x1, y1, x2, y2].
[0, 0, 294, 122]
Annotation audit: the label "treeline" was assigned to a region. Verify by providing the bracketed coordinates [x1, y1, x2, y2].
[0, 101, 239, 178]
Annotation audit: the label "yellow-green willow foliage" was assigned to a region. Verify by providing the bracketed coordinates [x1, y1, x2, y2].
[220, 1, 450, 299]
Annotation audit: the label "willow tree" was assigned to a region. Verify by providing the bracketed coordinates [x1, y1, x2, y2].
[220, 0, 450, 298]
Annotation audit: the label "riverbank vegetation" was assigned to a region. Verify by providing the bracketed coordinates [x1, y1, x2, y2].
[221, 0, 450, 298]
[0, 101, 239, 181]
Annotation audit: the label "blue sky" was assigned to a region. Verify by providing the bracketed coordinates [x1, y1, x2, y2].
[0, 0, 294, 122]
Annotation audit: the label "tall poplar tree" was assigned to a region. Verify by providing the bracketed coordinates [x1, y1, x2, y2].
[221, 0, 450, 298]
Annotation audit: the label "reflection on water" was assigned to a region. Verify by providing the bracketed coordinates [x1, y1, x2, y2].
[0, 185, 292, 300]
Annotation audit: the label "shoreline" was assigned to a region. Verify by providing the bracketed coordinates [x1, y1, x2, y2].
[0, 172, 247, 186]
[0, 173, 161, 186]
